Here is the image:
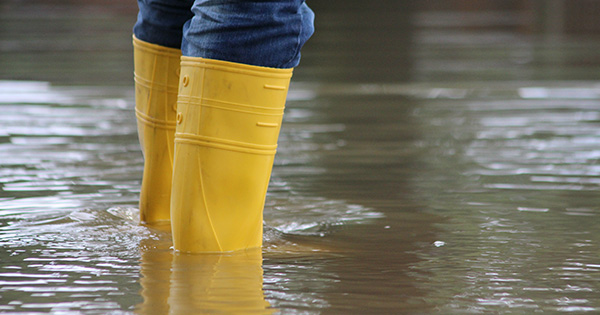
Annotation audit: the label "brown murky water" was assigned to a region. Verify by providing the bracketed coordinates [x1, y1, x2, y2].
[1, 1, 600, 313]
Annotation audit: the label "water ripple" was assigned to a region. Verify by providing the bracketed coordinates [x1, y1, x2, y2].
[0, 81, 382, 313]
[410, 81, 600, 313]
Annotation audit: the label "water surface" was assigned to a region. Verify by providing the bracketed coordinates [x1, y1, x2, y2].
[2, 0, 600, 313]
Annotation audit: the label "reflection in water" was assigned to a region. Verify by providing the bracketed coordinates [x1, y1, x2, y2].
[138, 238, 273, 314]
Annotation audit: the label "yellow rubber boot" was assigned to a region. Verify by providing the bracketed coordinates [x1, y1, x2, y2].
[171, 57, 293, 253]
[133, 36, 181, 224]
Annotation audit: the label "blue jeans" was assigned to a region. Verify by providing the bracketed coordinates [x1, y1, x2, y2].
[133, 0, 314, 68]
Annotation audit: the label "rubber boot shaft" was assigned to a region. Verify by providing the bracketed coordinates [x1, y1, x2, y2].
[133, 36, 181, 223]
[171, 57, 292, 252]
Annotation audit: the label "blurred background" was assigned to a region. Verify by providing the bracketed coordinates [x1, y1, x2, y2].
[2, 0, 600, 85]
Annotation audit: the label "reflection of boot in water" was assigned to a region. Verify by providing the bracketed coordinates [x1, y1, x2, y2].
[170, 57, 293, 253]
[169, 248, 273, 313]
[133, 36, 180, 224]
[137, 241, 273, 314]
[136, 238, 172, 314]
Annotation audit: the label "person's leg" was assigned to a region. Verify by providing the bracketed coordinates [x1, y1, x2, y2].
[182, 0, 314, 68]
[133, 0, 192, 224]
[134, 0, 193, 49]
[170, 0, 314, 252]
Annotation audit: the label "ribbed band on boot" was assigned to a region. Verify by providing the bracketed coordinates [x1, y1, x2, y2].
[133, 36, 181, 131]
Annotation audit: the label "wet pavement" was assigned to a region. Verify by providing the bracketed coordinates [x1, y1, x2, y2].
[1, 0, 600, 313]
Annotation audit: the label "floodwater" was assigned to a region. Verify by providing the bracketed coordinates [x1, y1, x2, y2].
[2, 0, 600, 313]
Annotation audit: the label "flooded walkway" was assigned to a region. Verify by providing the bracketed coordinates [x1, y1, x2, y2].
[1, 0, 600, 313]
